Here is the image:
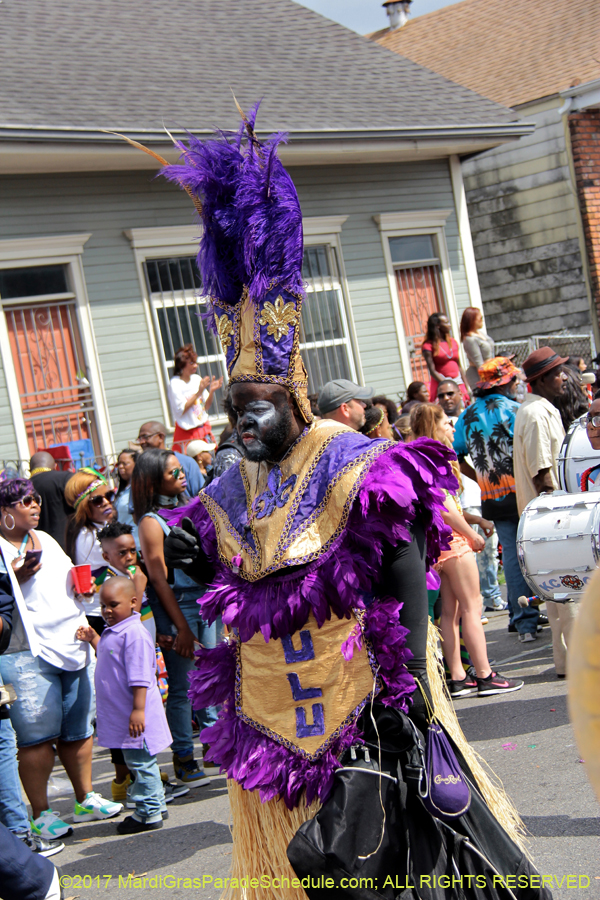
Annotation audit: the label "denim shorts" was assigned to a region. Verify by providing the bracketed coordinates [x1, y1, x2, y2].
[0, 651, 94, 748]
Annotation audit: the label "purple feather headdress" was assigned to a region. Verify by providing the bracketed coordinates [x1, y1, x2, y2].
[161, 103, 313, 422]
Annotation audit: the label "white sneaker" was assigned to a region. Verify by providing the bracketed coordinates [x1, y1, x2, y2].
[44, 867, 61, 900]
[518, 632, 537, 643]
[73, 791, 123, 822]
[31, 809, 73, 840]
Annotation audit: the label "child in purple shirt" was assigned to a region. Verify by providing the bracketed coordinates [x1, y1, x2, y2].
[77, 577, 172, 833]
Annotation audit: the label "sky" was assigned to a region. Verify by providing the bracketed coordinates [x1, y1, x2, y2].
[291, 0, 464, 34]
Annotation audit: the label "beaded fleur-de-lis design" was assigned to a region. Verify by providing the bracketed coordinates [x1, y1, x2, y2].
[216, 313, 234, 352]
[259, 296, 298, 343]
[251, 468, 297, 520]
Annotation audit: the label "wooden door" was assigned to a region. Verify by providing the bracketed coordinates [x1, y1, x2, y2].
[394, 264, 445, 384]
[5, 299, 100, 455]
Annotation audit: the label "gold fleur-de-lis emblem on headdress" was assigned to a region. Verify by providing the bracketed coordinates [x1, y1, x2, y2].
[216, 313, 234, 352]
[259, 296, 298, 343]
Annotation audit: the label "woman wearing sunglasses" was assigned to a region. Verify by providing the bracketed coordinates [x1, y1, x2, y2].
[65, 469, 117, 635]
[0, 477, 122, 842]
[133, 448, 216, 788]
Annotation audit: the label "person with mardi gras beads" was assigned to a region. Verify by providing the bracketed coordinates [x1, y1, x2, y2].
[135, 107, 550, 900]
[65, 469, 117, 635]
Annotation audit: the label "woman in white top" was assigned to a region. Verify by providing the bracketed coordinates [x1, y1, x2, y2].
[65, 469, 117, 634]
[167, 344, 223, 452]
[460, 307, 495, 389]
[0, 477, 122, 840]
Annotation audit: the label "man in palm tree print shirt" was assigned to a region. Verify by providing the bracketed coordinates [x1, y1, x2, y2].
[453, 358, 539, 639]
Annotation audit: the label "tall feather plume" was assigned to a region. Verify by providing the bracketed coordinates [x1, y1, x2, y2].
[161, 102, 304, 307]
[161, 125, 247, 307]
[236, 130, 304, 300]
[108, 104, 305, 309]
[101, 130, 204, 218]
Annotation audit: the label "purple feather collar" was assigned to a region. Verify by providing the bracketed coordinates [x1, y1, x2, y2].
[161, 438, 457, 807]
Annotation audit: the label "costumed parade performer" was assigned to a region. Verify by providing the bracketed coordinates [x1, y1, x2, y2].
[129, 105, 551, 900]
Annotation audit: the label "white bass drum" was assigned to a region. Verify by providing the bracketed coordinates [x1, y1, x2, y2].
[517, 491, 600, 600]
[558, 418, 600, 492]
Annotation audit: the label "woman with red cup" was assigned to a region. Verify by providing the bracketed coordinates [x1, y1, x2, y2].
[65, 469, 117, 635]
[0, 477, 122, 842]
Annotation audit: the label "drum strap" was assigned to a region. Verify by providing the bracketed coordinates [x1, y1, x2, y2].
[581, 467, 592, 492]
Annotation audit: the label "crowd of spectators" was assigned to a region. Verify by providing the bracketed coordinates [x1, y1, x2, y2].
[0, 336, 594, 886]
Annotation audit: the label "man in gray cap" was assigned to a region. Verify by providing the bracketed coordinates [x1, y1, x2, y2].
[317, 379, 373, 430]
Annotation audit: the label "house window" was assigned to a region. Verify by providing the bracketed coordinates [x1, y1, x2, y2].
[142, 244, 357, 415]
[0, 263, 101, 458]
[389, 234, 447, 384]
[300, 244, 356, 391]
[143, 256, 227, 419]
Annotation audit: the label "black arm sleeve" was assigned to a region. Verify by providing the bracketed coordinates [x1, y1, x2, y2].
[380, 522, 429, 681]
[380, 523, 433, 733]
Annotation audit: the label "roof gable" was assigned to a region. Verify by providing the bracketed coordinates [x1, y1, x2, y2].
[371, 0, 600, 108]
[0, 0, 516, 133]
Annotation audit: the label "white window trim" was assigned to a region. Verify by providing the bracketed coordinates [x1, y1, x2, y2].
[126, 216, 363, 414]
[125, 226, 220, 429]
[0, 234, 114, 461]
[373, 211, 461, 386]
[449, 156, 483, 312]
[301, 216, 362, 385]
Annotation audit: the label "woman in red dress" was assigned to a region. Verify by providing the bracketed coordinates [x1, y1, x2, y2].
[421, 312, 470, 404]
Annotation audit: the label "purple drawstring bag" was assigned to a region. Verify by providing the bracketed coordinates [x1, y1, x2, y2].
[421, 722, 471, 819]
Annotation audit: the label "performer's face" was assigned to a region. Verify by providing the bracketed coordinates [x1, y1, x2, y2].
[230, 384, 301, 462]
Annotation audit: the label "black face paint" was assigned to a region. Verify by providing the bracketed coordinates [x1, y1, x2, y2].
[237, 401, 293, 462]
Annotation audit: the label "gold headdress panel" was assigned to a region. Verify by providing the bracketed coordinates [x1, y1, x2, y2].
[214, 286, 313, 423]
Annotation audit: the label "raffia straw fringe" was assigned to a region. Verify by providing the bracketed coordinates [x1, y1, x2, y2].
[426, 621, 529, 855]
[223, 780, 318, 900]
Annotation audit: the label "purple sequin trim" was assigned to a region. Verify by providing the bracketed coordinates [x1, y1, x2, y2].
[282, 631, 315, 663]
[296, 704, 325, 738]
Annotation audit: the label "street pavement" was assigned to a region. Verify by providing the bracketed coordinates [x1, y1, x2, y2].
[41, 609, 600, 900]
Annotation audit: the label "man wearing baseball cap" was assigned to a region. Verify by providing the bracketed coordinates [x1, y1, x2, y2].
[317, 379, 373, 431]
[513, 347, 567, 514]
[454, 357, 540, 641]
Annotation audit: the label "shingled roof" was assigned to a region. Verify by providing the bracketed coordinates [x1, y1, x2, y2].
[0, 0, 518, 136]
[371, 0, 599, 109]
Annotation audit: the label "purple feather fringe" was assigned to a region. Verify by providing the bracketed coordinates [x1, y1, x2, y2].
[188, 597, 414, 810]
[163, 438, 456, 643]
[165, 438, 457, 807]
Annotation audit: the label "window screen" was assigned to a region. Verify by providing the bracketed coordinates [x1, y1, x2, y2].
[0, 265, 69, 299]
[144, 246, 357, 419]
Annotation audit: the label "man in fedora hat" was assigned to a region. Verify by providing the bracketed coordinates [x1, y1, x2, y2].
[454, 357, 540, 640]
[514, 347, 574, 677]
[513, 347, 568, 515]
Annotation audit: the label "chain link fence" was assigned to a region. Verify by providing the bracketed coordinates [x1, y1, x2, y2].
[495, 332, 597, 369]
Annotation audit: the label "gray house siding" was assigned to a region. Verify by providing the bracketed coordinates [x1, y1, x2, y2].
[0, 158, 470, 456]
[292, 159, 471, 401]
[462, 97, 592, 340]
